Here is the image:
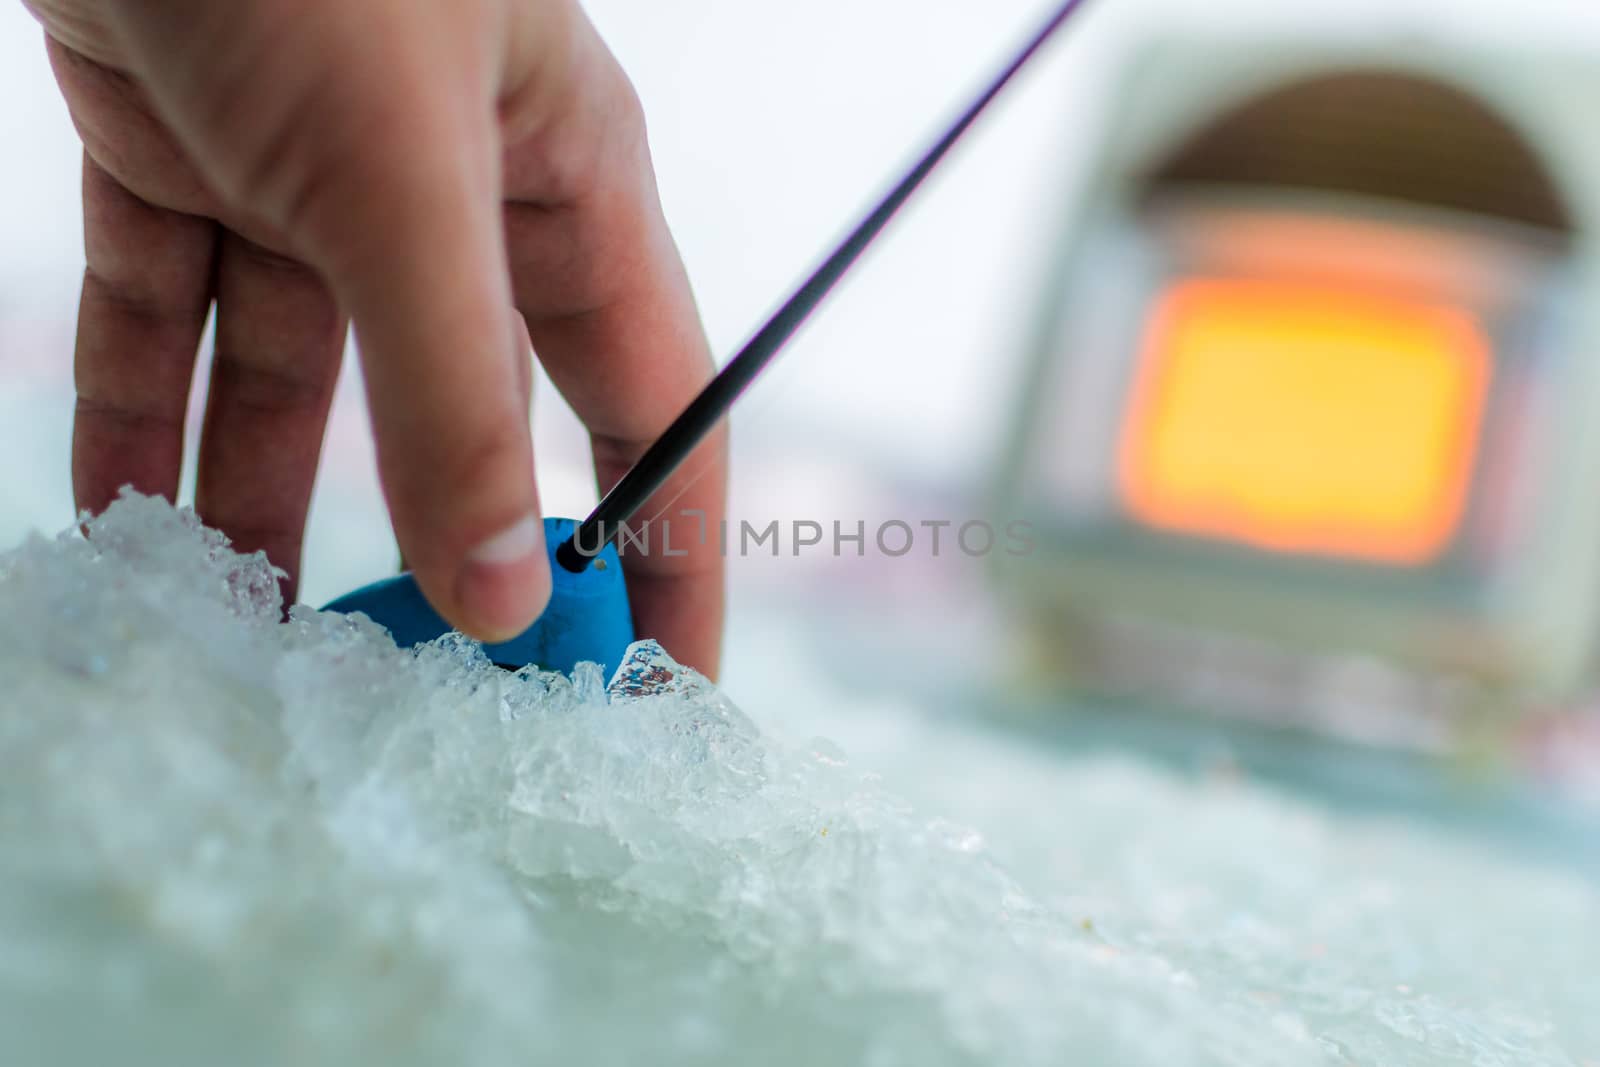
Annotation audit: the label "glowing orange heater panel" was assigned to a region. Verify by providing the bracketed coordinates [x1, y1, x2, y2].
[1117, 279, 1493, 565]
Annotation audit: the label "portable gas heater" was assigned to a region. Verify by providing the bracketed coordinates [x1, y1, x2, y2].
[995, 34, 1600, 734]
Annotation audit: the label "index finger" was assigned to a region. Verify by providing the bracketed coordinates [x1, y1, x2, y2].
[503, 25, 725, 678]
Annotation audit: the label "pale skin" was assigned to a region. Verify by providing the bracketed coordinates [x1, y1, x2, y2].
[23, 0, 727, 677]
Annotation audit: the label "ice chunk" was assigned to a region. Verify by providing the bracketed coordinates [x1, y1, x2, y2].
[0, 491, 1595, 1067]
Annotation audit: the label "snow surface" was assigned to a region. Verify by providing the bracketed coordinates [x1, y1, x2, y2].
[0, 491, 1596, 1066]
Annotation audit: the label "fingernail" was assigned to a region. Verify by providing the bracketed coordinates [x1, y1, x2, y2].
[456, 514, 550, 641]
[467, 514, 542, 566]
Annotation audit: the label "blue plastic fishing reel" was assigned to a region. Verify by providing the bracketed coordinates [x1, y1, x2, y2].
[324, 517, 636, 675]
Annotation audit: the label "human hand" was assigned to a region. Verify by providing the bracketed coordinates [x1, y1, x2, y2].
[25, 0, 726, 676]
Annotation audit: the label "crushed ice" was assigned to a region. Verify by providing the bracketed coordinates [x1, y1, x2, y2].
[0, 490, 1595, 1066]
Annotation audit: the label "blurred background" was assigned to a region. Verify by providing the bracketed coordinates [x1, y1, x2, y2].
[6, 0, 1600, 804]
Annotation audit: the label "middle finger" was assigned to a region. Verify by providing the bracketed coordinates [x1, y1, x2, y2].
[195, 232, 345, 604]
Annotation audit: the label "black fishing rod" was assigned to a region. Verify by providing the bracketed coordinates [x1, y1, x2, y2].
[554, 0, 1091, 573]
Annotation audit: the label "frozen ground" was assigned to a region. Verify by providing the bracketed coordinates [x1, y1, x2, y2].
[0, 493, 1596, 1067]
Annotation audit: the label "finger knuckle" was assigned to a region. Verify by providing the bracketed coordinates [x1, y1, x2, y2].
[210, 358, 329, 418]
